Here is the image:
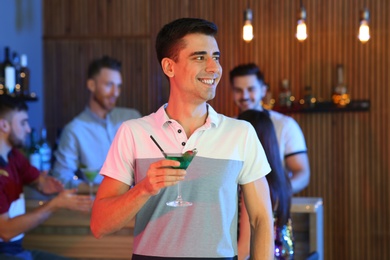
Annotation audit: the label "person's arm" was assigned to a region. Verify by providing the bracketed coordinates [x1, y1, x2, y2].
[90, 159, 184, 238]
[285, 153, 310, 194]
[282, 116, 310, 194]
[241, 177, 274, 260]
[0, 189, 92, 242]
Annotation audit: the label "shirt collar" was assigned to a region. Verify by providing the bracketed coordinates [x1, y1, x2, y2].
[155, 103, 220, 129]
[85, 106, 110, 124]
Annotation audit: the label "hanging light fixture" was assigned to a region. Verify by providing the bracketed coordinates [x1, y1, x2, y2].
[243, 8, 253, 42]
[296, 0, 307, 42]
[358, 7, 370, 43]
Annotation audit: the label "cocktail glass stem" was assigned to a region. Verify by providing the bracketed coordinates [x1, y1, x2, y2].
[176, 183, 183, 203]
[89, 181, 94, 198]
[166, 181, 192, 207]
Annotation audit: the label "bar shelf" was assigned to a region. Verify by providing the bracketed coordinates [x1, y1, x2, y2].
[273, 99, 370, 114]
[0, 93, 38, 102]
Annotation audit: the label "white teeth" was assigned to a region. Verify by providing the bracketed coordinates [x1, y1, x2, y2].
[200, 79, 215, 85]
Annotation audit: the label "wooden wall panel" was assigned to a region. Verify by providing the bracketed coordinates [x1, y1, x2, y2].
[43, 0, 390, 259]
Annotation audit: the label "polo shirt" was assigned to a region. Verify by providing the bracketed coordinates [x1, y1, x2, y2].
[268, 110, 307, 175]
[101, 104, 271, 259]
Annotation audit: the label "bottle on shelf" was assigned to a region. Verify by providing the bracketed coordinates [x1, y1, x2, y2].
[303, 85, 316, 108]
[12, 52, 22, 96]
[19, 54, 30, 97]
[39, 126, 52, 172]
[332, 64, 350, 108]
[278, 79, 292, 108]
[29, 128, 41, 170]
[3, 47, 16, 95]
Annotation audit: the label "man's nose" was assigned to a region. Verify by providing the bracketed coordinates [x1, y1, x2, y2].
[242, 90, 250, 99]
[26, 124, 32, 134]
[112, 85, 120, 97]
[206, 59, 221, 74]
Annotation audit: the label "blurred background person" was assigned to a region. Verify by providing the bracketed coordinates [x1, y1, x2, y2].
[230, 63, 310, 194]
[238, 109, 294, 260]
[0, 95, 92, 260]
[52, 56, 142, 190]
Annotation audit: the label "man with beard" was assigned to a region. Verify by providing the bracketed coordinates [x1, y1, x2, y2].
[229, 63, 310, 194]
[52, 56, 141, 189]
[0, 95, 92, 259]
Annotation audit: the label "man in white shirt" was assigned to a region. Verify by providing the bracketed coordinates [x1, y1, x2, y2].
[230, 63, 310, 194]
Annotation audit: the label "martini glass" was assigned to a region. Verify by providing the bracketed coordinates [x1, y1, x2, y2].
[164, 149, 197, 207]
[83, 169, 99, 198]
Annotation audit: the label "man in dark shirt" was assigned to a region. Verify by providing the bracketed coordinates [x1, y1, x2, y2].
[0, 95, 92, 260]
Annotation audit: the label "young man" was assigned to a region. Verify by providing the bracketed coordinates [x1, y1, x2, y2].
[0, 95, 92, 259]
[91, 18, 274, 259]
[51, 56, 142, 189]
[230, 63, 310, 194]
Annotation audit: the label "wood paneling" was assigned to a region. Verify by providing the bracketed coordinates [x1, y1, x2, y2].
[42, 0, 390, 259]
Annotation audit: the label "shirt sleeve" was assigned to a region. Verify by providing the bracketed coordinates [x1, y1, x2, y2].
[282, 117, 307, 157]
[238, 123, 271, 185]
[100, 123, 135, 186]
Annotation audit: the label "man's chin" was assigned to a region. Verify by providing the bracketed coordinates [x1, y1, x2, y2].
[104, 103, 116, 111]
[240, 105, 253, 111]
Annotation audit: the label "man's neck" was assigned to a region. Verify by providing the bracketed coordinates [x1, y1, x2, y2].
[0, 140, 12, 162]
[88, 101, 110, 119]
[165, 101, 208, 138]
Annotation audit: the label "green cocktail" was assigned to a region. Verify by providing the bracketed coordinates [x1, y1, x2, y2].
[82, 169, 99, 198]
[164, 149, 197, 207]
[164, 152, 196, 170]
[84, 170, 99, 183]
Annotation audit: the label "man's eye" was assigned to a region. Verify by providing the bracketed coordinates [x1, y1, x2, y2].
[213, 56, 220, 61]
[195, 56, 204, 60]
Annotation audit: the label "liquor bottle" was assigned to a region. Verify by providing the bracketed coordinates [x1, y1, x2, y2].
[3, 47, 16, 95]
[12, 52, 22, 96]
[39, 127, 52, 172]
[304, 85, 315, 108]
[278, 79, 292, 108]
[29, 128, 41, 170]
[332, 64, 350, 108]
[19, 54, 30, 96]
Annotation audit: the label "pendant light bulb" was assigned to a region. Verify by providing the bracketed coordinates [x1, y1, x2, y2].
[296, 6, 307, 42]
[358, 8, 370, 43]
[243, 9, 253, 42]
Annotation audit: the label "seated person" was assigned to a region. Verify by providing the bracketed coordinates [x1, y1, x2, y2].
[51, 56, 142, 189]
[0, 95, 92, 259]
[238, 110, 294, 260]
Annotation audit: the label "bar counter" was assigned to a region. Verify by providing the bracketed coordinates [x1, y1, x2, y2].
[23, 200, 134, 259]
[23, 197, 323, 260]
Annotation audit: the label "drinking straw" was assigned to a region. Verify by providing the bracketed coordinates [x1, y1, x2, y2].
[150, 135, 165, 155]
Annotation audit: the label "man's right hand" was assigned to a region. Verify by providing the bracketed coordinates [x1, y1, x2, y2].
[141, 159, 186, 196]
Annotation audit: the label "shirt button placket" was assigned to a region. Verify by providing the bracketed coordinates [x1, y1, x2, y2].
[177, 129, 186, 146]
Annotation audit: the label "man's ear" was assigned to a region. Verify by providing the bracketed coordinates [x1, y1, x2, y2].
[87, 79, 96, 93]
[0, 118, 10, 133]
[161, 58, 175, 78]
